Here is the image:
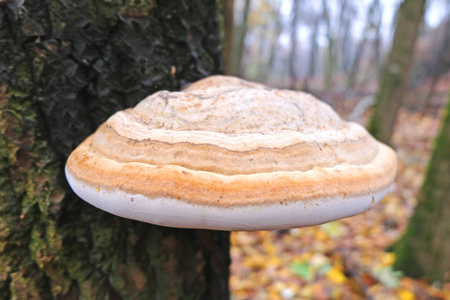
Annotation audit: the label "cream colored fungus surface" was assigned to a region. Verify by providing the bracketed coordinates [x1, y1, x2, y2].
[65, 75, 397, 230]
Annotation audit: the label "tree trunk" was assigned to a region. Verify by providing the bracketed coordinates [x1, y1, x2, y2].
[347, 0, 381, 88]
[321, 0, 335, 91]
[302, 17, 319, 91]
[288, 0, 300, 89]
[394, 96, 450, 283]
[421, 16, 450, 115]
[231, 0, 251, 77]
[222, 0, 234, 75]
[263, 5, 283, 83]
[368, 0, 426, 146]
[0, 1, 230, 299]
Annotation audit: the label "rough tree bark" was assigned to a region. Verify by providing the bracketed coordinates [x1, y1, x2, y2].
[0, 1, 230, 299]
[368, 0, 426, 146]
[394, 97, 450, 283]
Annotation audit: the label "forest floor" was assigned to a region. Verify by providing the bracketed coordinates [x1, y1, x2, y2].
[229, 94, 450, 300]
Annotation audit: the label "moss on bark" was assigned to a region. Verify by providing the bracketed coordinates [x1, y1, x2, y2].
[0, 1, 229, 299]
[368, 0, 426, 146]
[394, 96, 450, 283]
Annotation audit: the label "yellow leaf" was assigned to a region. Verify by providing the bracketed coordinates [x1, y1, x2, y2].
[267, 256, 282, 267]
[380, 252, 396, 268]
[327, 267, 347, 284]
[398, 289, 415, 300]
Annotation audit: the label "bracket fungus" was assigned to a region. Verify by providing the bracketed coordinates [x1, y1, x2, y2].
[66, 75, 396, 231]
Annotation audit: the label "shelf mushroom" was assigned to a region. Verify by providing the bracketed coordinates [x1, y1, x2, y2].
[65, 75, 396, 231]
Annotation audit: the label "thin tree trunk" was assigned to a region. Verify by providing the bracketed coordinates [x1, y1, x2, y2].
[347, 0, 381, 88]
[263, 6, 283, 83]
[322, 0, 335, 91]
[421, 16, 450, 115]
[368, 0, 426, 146]
[288, 0, 300, 89]
[223, 0, 234, 75]
[0, 1, 230, 299]
[339, 4, 355, 73]
[231, 0, 251, 77]
[302, 17, 319, 91]
[394, 96, 450, 283]
[336, 0, 349, 73]
[372, 3, 383, 73]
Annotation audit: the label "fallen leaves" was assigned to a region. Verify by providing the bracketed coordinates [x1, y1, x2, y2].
[230, 107, 449, 300]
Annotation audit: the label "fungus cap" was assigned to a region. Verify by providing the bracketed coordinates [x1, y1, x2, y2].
[65, 75, 397, 231]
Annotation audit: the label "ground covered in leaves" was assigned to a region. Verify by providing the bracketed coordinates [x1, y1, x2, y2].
[230, 103, 450, 300]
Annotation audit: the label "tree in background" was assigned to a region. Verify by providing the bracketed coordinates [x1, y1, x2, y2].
[231, 0, 251, 77]
[336, 0, 357, 76]
[302, 17, 319, 91]
[368, 0, 426, 146]
[394, 96, 450, 283]
[421, 16, 450, 115]
[0, 1, 229, 299]
[321, 0, 336, 91]
[223, 0, 235, 75]
[347, 0, 382, 88]
[288, 0, 301, 89]
[261, 3, 284, 83]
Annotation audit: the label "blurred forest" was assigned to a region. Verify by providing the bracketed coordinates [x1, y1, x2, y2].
[225, 0, 449, 110]
[225, 0, 450, 299]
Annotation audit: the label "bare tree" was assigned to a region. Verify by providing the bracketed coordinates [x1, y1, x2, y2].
[231, 0, 251, 77]
[347, 0, 382, 88]
[336, 0, 354, 73]
[303, 17, 320, 91]
[223, 0, 235, 75]
[288, 0, 301, 89]
[372, 1, 383, 72]
[368, 0, 427, 146]
[421, 15, 450, 115]
[321, 0, 336, 91]
[262, 2, 284, 83]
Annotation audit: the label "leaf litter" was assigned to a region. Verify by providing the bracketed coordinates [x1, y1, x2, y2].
[230, 105, 450, 300]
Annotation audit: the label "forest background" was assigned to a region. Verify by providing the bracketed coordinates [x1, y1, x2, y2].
[225, 0, 449, 299]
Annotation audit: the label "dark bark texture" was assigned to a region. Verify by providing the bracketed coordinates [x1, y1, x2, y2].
[394, 97, 450, 283]
[0, 0, 230, 299]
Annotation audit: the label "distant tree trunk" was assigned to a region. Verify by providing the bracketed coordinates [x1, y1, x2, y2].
[421, 16, 450, 115]
[336, 0, 348, 72]
[231, 0, 251, 77]
[288, 0, 300, 89]
[347, 36, 368, 88]
[394, 96, 450, 283]
[338, 1, 355, 74]
[223, 0, 234, 75]
[302, 17, 319, 91]
[347, 0, 381, 88]
[255, 23, 269, 82]
[263, 5, 283, 83]
[368, 0, 426, 146]
[322, 0, 336, 91]
[0, 1, 230, 299]
[372, 3, 383, 74]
